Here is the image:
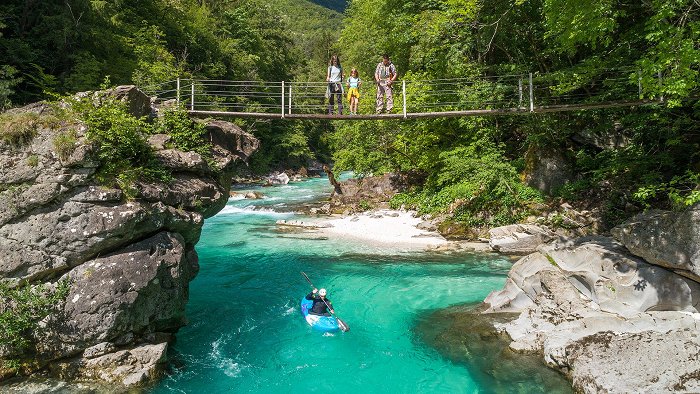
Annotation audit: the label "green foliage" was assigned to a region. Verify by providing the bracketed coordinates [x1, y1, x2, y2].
[56, 91, 171, 196]
[151, 107, 211, 160]
[0, 280, 70, 356]
[358, 200, 372, 211]
[130, 25, 181, 88]
[634, 171, 700, 208]
[77, 97, 163, 185]
[0, 65, 20, 110]
[52, 130, 79, 161]
[0, 112, 39, 148]
[391, 143, 543, 226]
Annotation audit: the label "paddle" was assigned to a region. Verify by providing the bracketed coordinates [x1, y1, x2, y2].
[300, 271, 350, 332]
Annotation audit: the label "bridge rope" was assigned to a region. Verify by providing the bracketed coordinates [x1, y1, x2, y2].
[140, 68, 662, 120]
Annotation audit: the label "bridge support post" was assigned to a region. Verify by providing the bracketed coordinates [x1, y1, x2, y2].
[638, 70, 643, 99]
[518, 78, 523, 109]
[288, 84, 292, 115]
[281, 81, 285, 119]
[529, 73, 534, 112]
[176, 78, 180, 105]
[657, 71, 664, 103]
[402, 80, 407, 119]
[191, 83, 195, 111]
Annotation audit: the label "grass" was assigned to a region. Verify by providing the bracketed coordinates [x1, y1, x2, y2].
[52, 129, 78, 161]
[0, 112, 39, 148]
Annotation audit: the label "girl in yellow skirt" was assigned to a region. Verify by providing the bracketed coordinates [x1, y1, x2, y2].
[346, 68, 362, 115]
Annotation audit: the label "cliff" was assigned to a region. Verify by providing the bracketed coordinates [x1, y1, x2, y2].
[0, 87, 258, 387]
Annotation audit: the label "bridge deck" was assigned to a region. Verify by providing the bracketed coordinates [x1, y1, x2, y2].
[189, 100, 653, 120]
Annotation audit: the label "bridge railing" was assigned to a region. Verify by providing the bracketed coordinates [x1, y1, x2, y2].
[140, 67, 656, 118]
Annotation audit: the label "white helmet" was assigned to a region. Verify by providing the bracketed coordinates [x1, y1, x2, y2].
[319, 288, 327, 296]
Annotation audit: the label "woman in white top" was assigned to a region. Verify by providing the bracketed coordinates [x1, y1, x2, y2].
[326, 54, 344, 115]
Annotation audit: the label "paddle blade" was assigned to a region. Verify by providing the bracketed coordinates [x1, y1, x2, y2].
[336, 317, 350, 332]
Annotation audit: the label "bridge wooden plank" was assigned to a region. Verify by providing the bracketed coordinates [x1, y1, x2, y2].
[187, 100, 655, 120]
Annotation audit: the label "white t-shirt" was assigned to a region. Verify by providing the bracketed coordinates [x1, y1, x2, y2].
[328, 65, 342, 83]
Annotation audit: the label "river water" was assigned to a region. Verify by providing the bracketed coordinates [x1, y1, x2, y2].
[151, 177, 571, 393]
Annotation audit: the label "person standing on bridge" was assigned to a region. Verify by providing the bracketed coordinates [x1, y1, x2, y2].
[346, 68, 362, 115]
[374, 54, 397, 114]
[326, 54, 344, 115]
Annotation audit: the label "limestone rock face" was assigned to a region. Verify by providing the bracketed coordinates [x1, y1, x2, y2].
[483, 235, 700, 392]
[488, 224, 557, 255]
[553, 326, 700, 393]
[50, 342, 169, 387]
[612, 204, 700, 282]
[0, 87, 257, 388]
[523, 146, 573, 195]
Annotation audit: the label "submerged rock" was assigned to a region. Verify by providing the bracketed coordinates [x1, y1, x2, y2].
[415, 304, 572, 394]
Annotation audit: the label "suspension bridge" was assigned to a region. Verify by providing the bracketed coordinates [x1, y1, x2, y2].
[142, 68, 662, 120]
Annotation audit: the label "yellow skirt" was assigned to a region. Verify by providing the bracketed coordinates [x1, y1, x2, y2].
[347, 87, 360, 102]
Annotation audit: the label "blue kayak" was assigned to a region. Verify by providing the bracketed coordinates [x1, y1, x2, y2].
[300, 297, 340, 332]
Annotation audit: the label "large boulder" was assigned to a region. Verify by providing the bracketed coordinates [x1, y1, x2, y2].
[488, 224, 557, 255]
[612, 204, 700, 282]
[266, 172, 289, 185]
[523, 145, 573, 195]
[485, 237, 700, 317]
[483, 236, 700, 392]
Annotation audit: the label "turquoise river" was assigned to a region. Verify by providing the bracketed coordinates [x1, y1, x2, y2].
[152, 176, 571, 393]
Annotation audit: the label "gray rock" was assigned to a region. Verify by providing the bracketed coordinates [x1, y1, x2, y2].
[485, 237, 700, 317]
[544, 316, 700, 394]
[83, 342, 117, 359]
[612, 204, 700, 282]
[51, 342, 168, 388]
[147, 134, 171, 150]
[523, 147, 573, 195]
[153, 149, 208, 173]
[109, 85, 152, 119]
[267, 172, 290, 185]
[416, 221, 437, 231]
[488, 224, 557, 255]
[484, 234, 700, 392]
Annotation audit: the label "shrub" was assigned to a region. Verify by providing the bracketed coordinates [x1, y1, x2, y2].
[391, 143, 543, 227]
[58, 91, 172, 193]
[151, 107, 211, 160]
[0, 280, 70, 361]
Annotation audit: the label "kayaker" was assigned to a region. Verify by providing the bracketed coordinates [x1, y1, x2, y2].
[305, 288, 334, 316]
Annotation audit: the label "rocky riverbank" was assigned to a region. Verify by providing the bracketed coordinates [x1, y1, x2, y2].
[481, 204, 700, 393]
[0, 87, 258, 389]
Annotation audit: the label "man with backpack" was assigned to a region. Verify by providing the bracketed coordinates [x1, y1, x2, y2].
[374, 54, 398, 114]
